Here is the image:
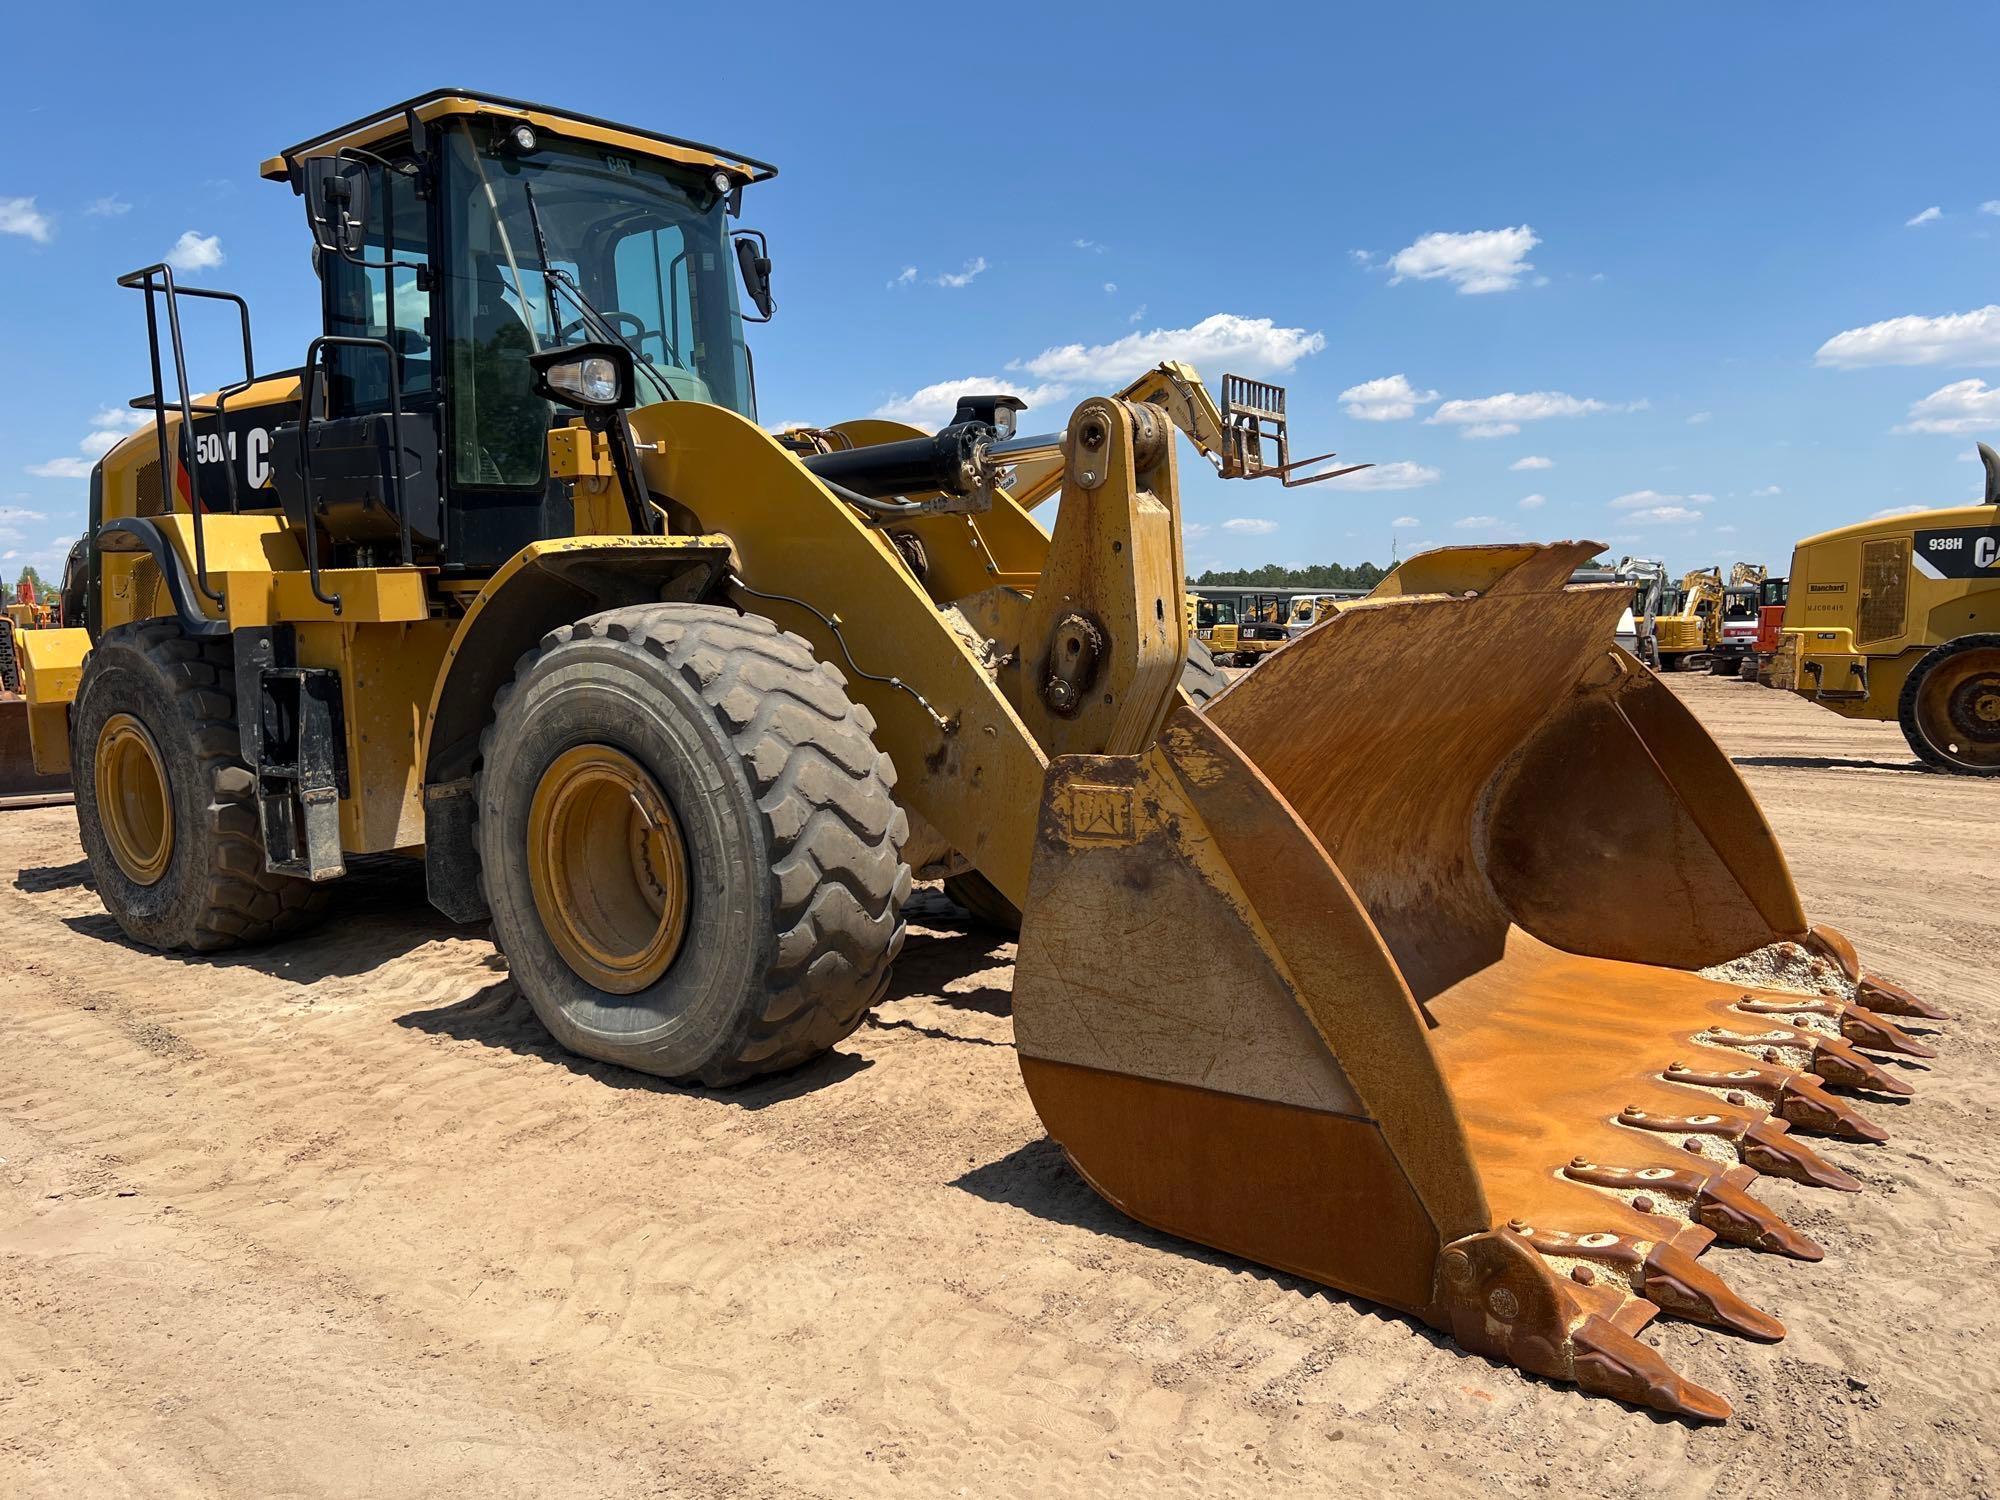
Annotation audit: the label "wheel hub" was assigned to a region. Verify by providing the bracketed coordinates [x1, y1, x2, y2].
[1917, 649, 2000, 771]
[95, 712, 174, 886]
[527, 744, 690, 993]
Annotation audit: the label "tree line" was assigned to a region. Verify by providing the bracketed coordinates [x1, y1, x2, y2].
[1190, 561, 1388, 590]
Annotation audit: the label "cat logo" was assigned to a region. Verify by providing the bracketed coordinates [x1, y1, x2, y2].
[1913, 526, 2000, 580]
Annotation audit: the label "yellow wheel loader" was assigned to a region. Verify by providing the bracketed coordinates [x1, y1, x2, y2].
[1771, 444, 2000, 773]
[23, 90, 1946, 1423]
[0, 576, 74, 807]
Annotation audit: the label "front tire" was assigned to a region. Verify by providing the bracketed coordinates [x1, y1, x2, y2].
[477, 604, 911, 1085]
[72, 620, 326, 951]
[1899, 634, 2000, 776]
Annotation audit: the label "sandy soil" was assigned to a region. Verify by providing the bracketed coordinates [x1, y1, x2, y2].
[0, 674, 1993, 1498]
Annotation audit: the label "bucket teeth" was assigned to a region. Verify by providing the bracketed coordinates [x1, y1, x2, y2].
[1856, 973, 1948, 1022]
[1775, 1075, 1889, 1143]
[1658, 1057, 1886, 1141]
[1638, 1240, 1786, 1342]
[1738, 1119, 1862, 1192]
[1432, 1229, 1734, 1423]
[1692, 1170, 1826, 1260]
[1559, 1158, 1823, 1259]
[1732, 995, 1936, 1060]
[1570, 1316, 1733, 1423]
[1700, 1026, 1916, 1097]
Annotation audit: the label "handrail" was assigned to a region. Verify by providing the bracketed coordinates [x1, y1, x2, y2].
[117, 263, 258, 608]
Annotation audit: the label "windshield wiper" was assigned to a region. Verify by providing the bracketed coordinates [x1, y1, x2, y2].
[520, 180, 675, 404]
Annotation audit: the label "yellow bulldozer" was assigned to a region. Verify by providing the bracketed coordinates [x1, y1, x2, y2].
[1769, 445, 2000, 773]
[19, 90, 1945, 1422]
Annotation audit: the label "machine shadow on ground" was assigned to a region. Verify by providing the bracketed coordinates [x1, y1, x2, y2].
[392, 979, 875, 1107]
[1732, 754, 1926, 774]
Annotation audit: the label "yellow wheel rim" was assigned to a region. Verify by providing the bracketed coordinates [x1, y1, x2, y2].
[96, 713, 174, 886]
[526, 744, 690, 994]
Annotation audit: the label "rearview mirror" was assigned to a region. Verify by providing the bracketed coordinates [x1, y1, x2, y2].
[734, 232, 774, 322]
[304, 158, 370, 258]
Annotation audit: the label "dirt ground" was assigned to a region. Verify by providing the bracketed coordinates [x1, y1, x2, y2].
[0, 673, 1994, 1498]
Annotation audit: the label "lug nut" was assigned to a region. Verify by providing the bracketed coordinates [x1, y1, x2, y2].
[1571, 1266, 1596, 1286]
[1632, 1195, 1655, 1214]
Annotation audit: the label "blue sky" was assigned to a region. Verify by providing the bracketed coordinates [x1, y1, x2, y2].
[6, 4, 2000, 581]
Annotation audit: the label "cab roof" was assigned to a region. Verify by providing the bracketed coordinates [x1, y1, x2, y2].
[1796, 501, 1997, 549]
[259, 89, 778, 187]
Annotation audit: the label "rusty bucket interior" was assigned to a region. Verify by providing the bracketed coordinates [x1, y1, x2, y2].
[1012, 542, 1940, 1422]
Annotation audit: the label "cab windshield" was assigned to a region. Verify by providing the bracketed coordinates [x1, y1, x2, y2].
[442, 122, 753, 487]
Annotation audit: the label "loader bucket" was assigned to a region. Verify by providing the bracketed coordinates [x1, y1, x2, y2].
[0, 697, 71, 808]
[1012, 542, 1939, 1421]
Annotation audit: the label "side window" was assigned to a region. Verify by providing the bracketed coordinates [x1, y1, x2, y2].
[611, 224, 694, 372]
[324, 167, 433, 415]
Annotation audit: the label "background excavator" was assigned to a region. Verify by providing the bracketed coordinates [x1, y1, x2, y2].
[14, 90, 1943, 1422]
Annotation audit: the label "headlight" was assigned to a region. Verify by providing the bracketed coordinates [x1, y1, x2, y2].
[547, 356, 622, 406]
[528, 341, 635, 411]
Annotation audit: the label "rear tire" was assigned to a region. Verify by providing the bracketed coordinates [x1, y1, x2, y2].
[72, 619, 327, 951]
[1898, 634, 2000, 776]
[1180, 637, 1232, 708]
[477, 604, 911, 1085]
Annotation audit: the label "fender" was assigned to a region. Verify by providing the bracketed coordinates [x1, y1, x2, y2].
[419, 534, 736, 922]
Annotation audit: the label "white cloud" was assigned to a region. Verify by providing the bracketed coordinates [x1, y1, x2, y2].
[1871, 504, 1930, 519]
[1386, 225, 1539, 294]
[27, 405, 153, 479]
[1906, 206, 1942, 227]
[166, 230, 223, 272]
[1510, 454, 1553, 471]
[1103, 281, 1117, 294]
[24, 457, 91, 479]
[887, 265, 917, 289]
[1392, 514, 1421, 527]
[1453, 515, 1501, 529]
[870, 376, 1069, 428]
[1348, 248, 1374, 267]
[934, 256, 988, 289]
[1012, 313, 1324, 385]
[1982, 202, 2000, 217]
[1429, 390, 1614, 428]
[1461, 422, 1520, 439]
[1607, 489, 1708, 525]
[1074, 238, 1106, 253]
[1319, 460, 1440, 492]
[0, 506, 47, 524]
[1518, 493, 1546, 509]
[0, 197, 53, 243]
[1687, 410, 1713, 425]
[1715, 524, 1737, 534]
[1338, 373, 1439, 422]
[1222, 518, 1278, 535]
[1750, 484, 1782, 497]
[1608, 488, 1712, 511]
[1183, 521, 1210, 540]
[1895, 378, 2000, 434]
[85, 195, 130, 217]
[1815, 305, 2000, 367]
[1126, 303, 1147, 325]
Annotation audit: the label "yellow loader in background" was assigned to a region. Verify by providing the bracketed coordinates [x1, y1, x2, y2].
[19, 90, 1944, 1422]
[1770, 444, 2000, 773]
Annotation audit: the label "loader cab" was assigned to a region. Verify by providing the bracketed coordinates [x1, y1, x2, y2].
[276, 93, 776, 574]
